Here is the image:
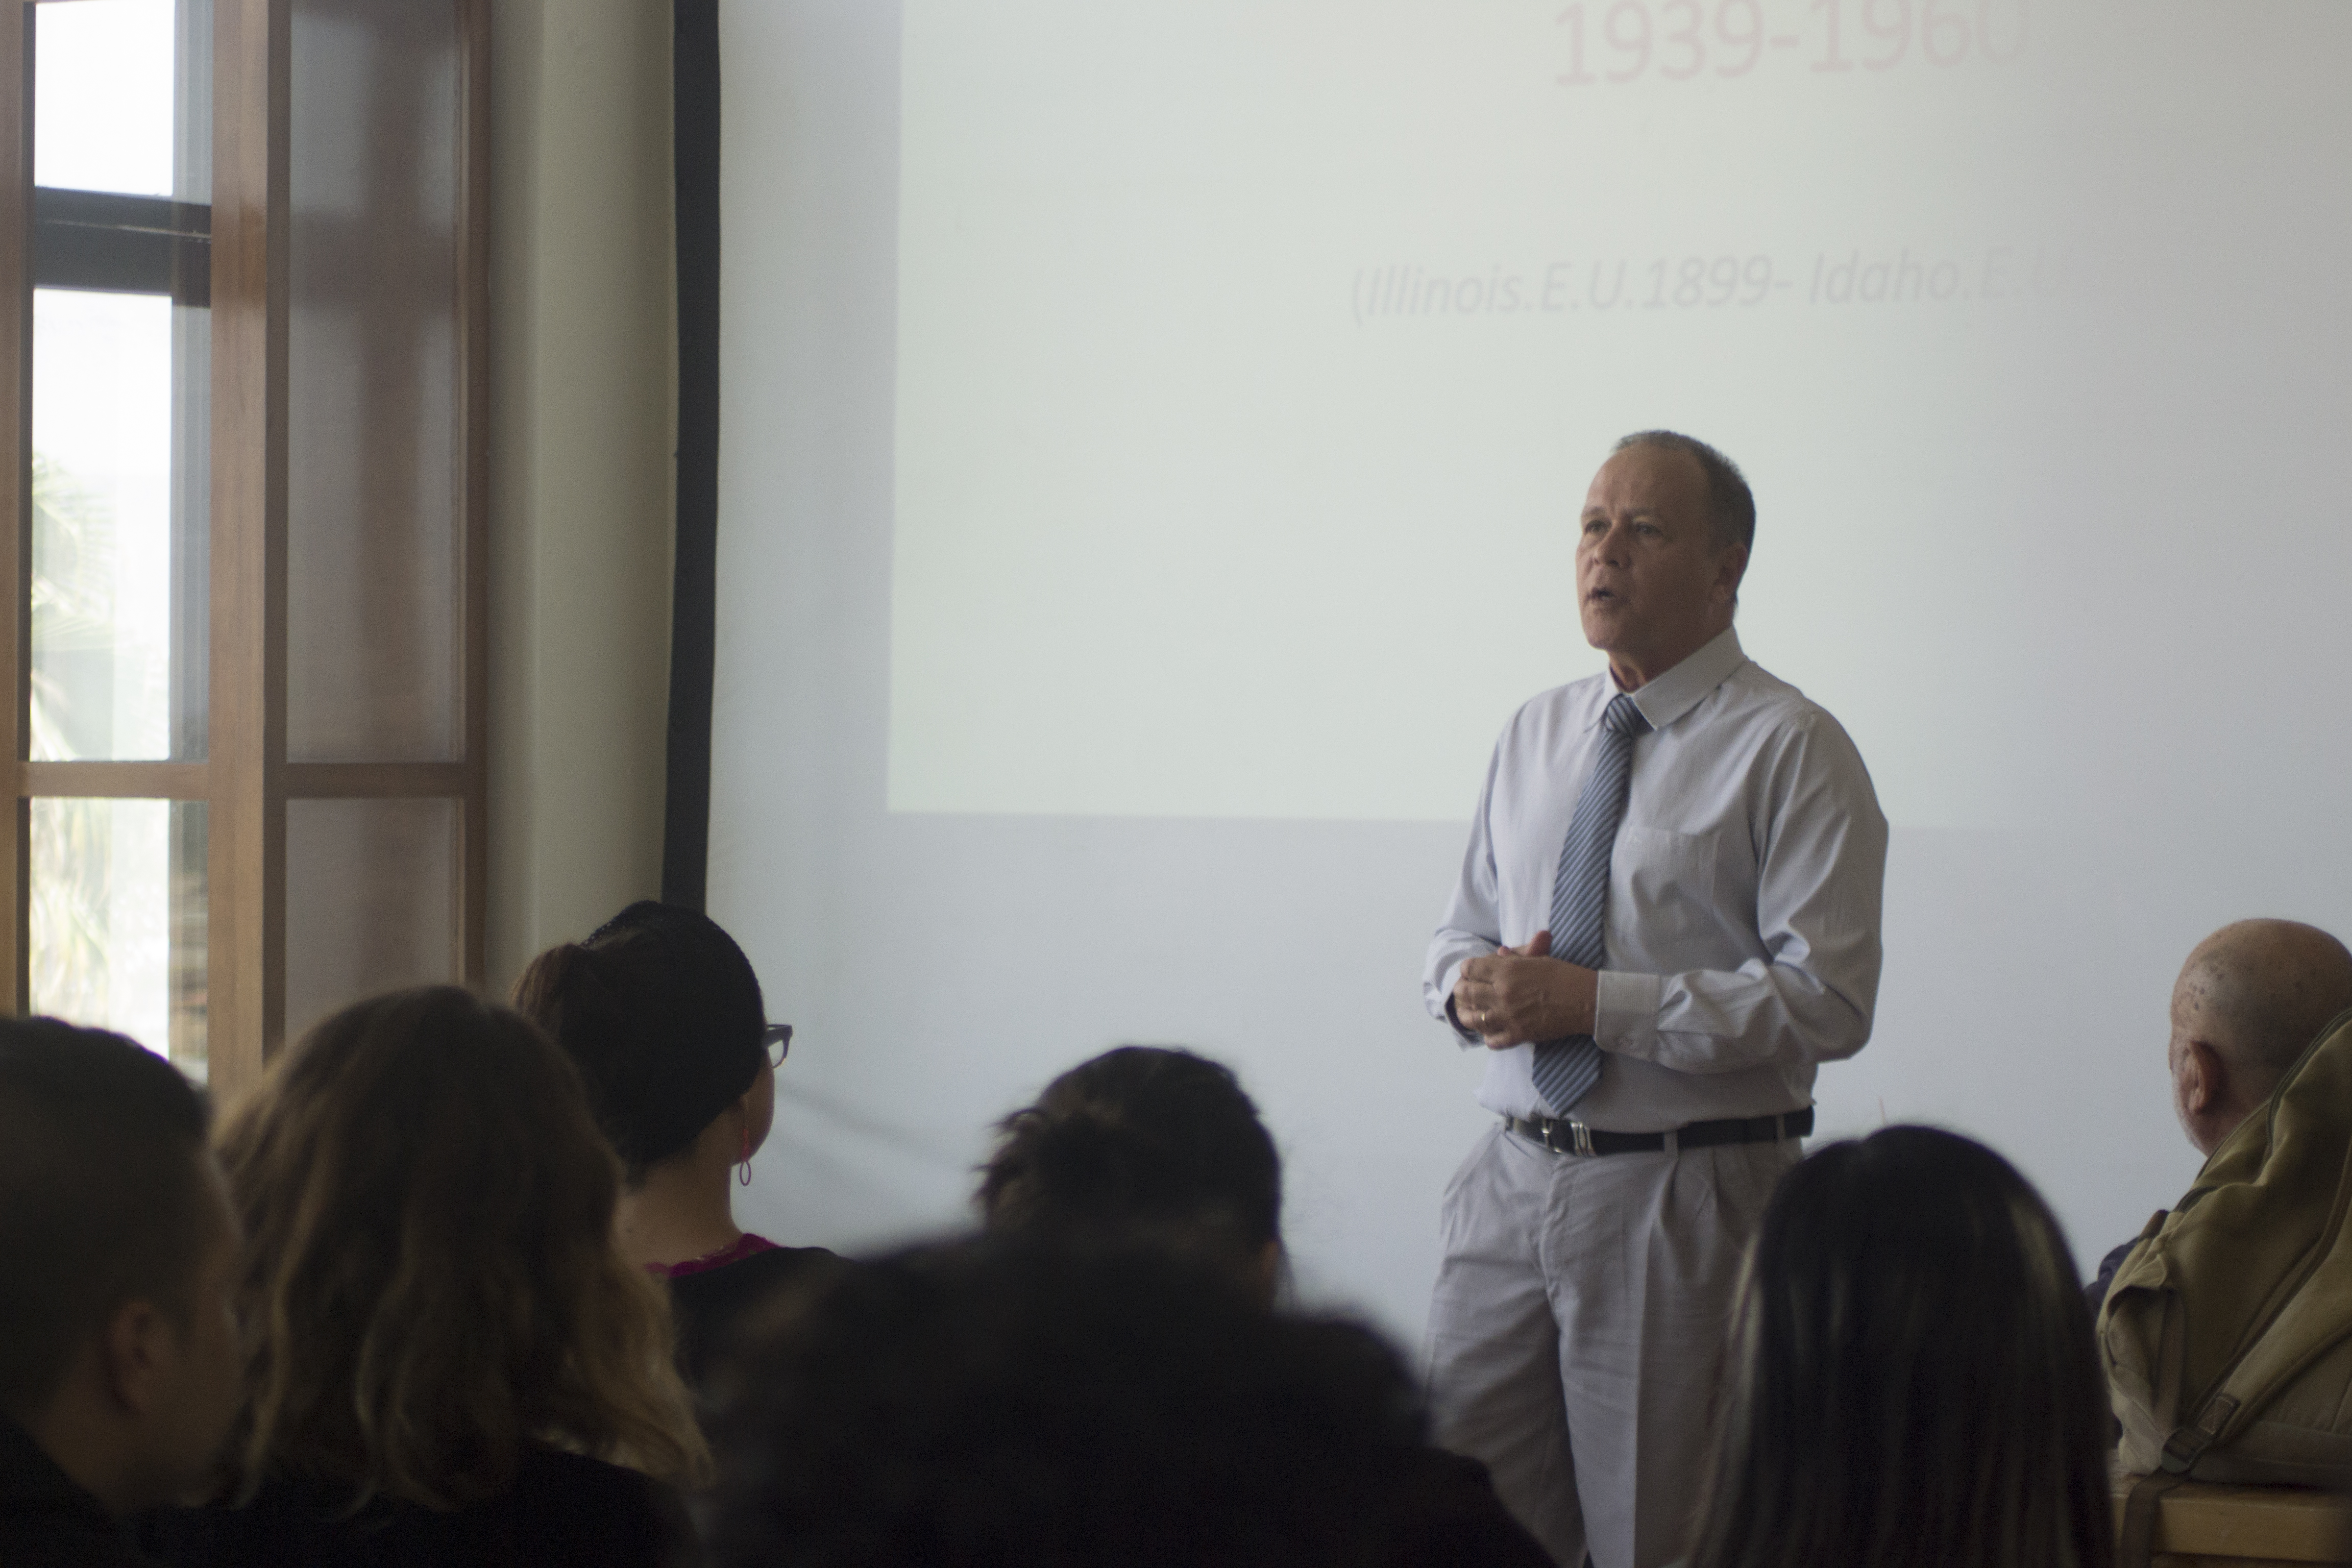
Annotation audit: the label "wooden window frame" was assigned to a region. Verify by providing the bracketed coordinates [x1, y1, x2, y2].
[0, 0, 490, 1101]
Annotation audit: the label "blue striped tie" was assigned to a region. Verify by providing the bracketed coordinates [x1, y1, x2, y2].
[1529, 693, 1650, 1116]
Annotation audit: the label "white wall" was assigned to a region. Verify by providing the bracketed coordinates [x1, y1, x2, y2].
[486, 0, 676, 989]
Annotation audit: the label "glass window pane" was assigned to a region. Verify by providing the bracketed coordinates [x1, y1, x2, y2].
[30, 0, 211, 763]
[286, 0, 463, 763]
[32, 0, 176, 198]
[31, 289, 180, 761]
[30, 798, 210, 1083]
[176, 0, 213, 207]
[285, 798, 459, 1038]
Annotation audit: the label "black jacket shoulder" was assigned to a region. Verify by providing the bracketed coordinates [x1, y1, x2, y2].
[138, 1446, 698, 1568]
[1385, 1447, 1557, 1568]
[0, 1416, 164, 1568]
[668, 1244, 844, 1388]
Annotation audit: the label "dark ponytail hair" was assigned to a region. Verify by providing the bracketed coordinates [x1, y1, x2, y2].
[512, 902, 766, 1182]
[977, 1047, 1281, 1280]
[1684, 1125, 2113, 1568]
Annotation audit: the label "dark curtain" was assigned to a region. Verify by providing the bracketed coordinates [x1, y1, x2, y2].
[662, 0, 721, 909]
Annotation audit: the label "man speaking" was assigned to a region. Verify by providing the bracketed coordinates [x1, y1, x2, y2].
[1423, 432, 1888, 1568]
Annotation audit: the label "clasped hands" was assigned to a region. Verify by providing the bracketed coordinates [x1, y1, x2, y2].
[1452, 931, 1600, 1050]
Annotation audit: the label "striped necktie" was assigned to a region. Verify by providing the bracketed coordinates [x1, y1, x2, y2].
[1529, 692, 1650, 1116]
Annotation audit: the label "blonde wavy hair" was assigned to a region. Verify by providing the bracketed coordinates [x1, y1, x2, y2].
[216, 986, 709, 1510]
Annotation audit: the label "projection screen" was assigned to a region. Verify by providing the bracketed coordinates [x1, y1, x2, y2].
[712, 0, 2352, 1344]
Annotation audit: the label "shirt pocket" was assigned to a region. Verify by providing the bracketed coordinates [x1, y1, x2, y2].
[1614, 826, 1720, 942]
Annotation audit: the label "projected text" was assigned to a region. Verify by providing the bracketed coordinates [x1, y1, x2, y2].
[1350, 246, 2064, 324]
[1554, 0, 2028, 85]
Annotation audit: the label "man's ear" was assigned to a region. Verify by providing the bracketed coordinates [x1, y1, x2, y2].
[1713, 541, 1750, 605]
[2179, 1038, 2226, 1116]
[98, 1298, 179, 1419]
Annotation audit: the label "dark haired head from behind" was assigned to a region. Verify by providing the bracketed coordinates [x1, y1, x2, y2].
[704, 1241, 1549, 1568]
[513, 900, 770, 1183]
[979, 1046, 1283, 1301]
[514, 904, 838, 1389]
[1684, 1125, 2113, 1568]
[0, 1018, 241, 1556]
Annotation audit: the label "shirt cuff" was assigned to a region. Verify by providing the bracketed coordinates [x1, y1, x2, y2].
[1593, 969, 1663, 1059]
[1438, 960, 1480, 1045]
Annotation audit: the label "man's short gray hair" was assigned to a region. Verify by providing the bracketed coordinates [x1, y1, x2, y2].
[1613, 430, 1755, 553]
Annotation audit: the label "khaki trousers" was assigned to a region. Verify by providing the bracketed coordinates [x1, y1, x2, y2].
[1426, 1123, 1797, 1568]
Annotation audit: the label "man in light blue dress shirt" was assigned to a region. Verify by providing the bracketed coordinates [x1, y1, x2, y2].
[1424, 433, 1888, 1568]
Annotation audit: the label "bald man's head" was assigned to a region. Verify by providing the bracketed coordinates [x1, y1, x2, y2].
[2169, 920, 2352, 1156]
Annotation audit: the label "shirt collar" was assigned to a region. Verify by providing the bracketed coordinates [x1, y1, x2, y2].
[1601, 626, 1747, 733]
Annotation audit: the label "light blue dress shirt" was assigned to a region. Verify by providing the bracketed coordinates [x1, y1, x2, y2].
[1424, 627, 1889, 1131]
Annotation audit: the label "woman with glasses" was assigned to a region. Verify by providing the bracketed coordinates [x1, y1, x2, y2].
[514, 901, 838, 1391]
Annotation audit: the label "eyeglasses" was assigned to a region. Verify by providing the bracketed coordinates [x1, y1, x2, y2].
[763, 1024, 793, 1068]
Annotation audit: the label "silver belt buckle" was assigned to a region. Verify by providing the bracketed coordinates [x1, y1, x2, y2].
[1517, 1115, 1596, 1157]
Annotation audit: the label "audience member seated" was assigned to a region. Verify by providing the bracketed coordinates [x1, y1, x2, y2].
[516, 902, 838, 1390]
[976, 1045, 1553, 1566]
[978, 1045, 1285, 1299]
[1681, 1125, 2113, 1568]
[140, 987, 708, 1568]
[704, 1239, 1551, 1568]
[2089, 919, 2352, 1309]
[1, 1019, 242, 1568]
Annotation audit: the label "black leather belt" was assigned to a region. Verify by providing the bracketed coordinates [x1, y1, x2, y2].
[1502, 1106, 1815, 1157]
